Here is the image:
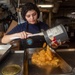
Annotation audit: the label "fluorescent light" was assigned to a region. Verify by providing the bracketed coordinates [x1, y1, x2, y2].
[0, 0, 10, 5]
[37, 4, 54, 8]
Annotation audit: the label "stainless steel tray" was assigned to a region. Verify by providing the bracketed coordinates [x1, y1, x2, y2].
[24, 48, 75, 75]
[0, 44, 11, 62]
[0, 50, 24, 75]
[57, 48, 75, 70]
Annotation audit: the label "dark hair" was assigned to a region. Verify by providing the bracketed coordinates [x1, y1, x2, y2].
[21, 2, 40, 21]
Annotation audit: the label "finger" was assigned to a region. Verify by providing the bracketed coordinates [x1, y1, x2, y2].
[51, 43, 58, 48]
[26, 32, 32, 35]
[26, 32, 32, 37]
[24, 31, 27, 39]
[20, 32, 24, 39]
[19, 31, 26, 39]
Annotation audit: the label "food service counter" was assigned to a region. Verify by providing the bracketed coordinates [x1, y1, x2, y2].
[24, 48, 75, 75]
[0, 49, 24, 75]
[0, 47, 75, 75]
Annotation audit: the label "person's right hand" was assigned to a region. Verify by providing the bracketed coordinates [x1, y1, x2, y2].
[17, 31, 32, 39]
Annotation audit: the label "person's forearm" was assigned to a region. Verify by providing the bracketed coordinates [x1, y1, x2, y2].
[1, 33, 18, 43]
[1, 31, 32, 44]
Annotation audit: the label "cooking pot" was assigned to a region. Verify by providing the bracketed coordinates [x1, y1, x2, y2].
[42, 24, 69, 48]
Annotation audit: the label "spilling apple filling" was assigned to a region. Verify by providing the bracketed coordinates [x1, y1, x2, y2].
[31, 46, 60, 68]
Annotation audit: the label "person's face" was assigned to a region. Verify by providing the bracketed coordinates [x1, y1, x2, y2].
[25, 10, 38, 24]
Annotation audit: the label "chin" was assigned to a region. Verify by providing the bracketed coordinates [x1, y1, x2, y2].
[30, 21, 37, 24]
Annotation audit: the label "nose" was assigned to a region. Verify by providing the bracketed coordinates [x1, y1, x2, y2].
[30, 15, 34, 20]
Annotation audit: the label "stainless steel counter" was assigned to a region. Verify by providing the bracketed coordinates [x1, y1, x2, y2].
[57, 48, 75, 68]
[0, 48, 75, 75]
[24, 48, 75, 75]
[0, 50, 24, 75]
